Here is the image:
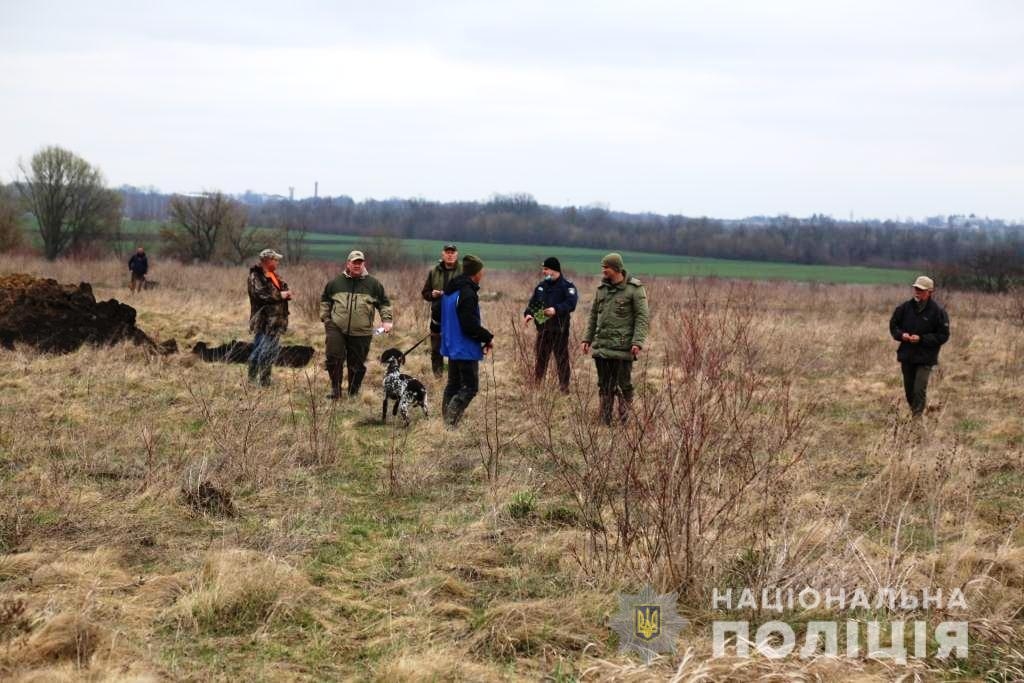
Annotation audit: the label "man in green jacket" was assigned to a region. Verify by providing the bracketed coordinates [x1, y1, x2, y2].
[420, 243, 462, 377]
[320, 250, 393, 399]
[581, 253, 650, 425]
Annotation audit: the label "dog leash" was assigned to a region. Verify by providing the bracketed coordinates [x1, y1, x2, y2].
[402, 334, 431, 358]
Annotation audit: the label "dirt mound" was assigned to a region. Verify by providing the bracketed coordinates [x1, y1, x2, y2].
[0, 274, 172, 354]
[192, 340, 314, 368]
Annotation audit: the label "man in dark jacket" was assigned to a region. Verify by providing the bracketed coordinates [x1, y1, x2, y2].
[128, 246, 148, 293]
[320, 250, 394, 399]
[889, 275, 950, 417]
[440, 255, 493, 426]
[247, 249, 293, 386]
[421, 243, 462, 377]
[523, 257, 578, 392]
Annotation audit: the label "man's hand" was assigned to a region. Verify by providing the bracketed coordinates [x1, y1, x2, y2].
[483, 341, 493, 355]
[382, 321, 394, 334]
[631, 345, 642, 358]
[523, 315, 533, 326]
[544, 307, 556, 317]
[432, 289, 442, 299]
[909, 334, 920, 343]
[901, 332, 912, 341]
[282, 290, 293, 300]
[581, 341, 591, 355]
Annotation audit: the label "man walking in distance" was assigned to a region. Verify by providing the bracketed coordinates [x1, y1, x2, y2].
[320, 250, 393, 399]
[247, 249, 293, 387]
[421, 243, 461, 378]
[128, 246, 148, 293]
[889, 275, 950, 420]
[581, 253, 649, 425]
[523, 257, 578, 393]
[440, 255, 493, 427]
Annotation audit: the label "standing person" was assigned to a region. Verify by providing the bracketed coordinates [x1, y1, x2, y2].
[440, 255, 493, 426]
[128, 246, 148, 293]
[581, 253, 649, 425]
[320, 250, 393, 399]
[523, 257, 578, 392]
[421, 243, 462, 378]
[247, 249, 292, 387]
[889, 275, 950, 419]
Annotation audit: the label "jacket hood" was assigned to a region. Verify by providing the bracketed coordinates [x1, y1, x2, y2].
[444, 273, 477, 295]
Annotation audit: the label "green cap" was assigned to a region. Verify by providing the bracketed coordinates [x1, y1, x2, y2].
[462, 254, 484, 276]
[601, 253, 624, 272]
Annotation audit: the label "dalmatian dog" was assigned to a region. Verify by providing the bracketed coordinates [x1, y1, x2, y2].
[379, 348, 429, 426]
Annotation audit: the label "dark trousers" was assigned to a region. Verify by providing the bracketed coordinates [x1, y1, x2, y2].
[248, 332, 281, 386]
[443, 360, 480, 426]
[535, 324, 571, 391]
[429, 331, 445, 377]
[325, 323, 373, 395]
[900, 363, 932, 417]
[130, 272, 146, 293]
[594, 357, 634, 424]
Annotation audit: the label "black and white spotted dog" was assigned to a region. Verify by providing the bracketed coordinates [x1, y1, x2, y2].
[379, 348, 428, 426]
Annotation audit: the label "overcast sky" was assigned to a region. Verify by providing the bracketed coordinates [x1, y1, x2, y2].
[1, 0, 1022, 220]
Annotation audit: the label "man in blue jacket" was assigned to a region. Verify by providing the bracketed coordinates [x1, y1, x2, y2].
[889, 275, 950, 418]
[523, 257, 578, 392]
[440, 255, 494, 426]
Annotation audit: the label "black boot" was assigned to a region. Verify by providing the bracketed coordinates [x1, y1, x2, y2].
[617, 396, 632, 425]
[444, 397, 467, 427]
[326, 361, 342, 400]
[248, 361, 260, 385]
[348, 368, 366, 397]
[599, 394, 614, 426]
[258, 364, 272, 387]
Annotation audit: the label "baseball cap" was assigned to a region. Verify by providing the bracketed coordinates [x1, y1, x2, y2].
[912, 275, 935, 291]
[259, 249, 284, 260]
[443, 243, 458, 251]
[347, 250, 366, 262]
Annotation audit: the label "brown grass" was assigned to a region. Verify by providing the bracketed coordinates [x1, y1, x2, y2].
[0, 255, 1022, 680]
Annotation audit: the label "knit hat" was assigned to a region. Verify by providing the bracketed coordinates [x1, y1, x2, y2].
[462, 254, 484, 277]
[601, 253, 624, 272]
[543, 257, 561, 272]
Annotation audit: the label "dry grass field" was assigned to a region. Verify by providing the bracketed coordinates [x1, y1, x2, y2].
[0, 254, 1022, 681]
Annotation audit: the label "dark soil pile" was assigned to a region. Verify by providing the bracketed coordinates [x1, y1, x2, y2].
[0, 274, 174, 354]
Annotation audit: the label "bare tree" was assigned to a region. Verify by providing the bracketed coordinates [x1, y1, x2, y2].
[221, 219, 270, 265]
[0, 185, 26, 253]
[161, 192, 247, 262]
[16, 146, 122, 260]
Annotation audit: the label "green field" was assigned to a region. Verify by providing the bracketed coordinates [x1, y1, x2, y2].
[301, 233, 917, 285]
[79, 219, 917, 284]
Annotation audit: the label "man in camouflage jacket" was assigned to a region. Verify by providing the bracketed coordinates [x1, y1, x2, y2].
[247, 249, 292, 386]
[581, 253, 650, 425]
[320, 250, 394, 398]
[420, 243, 461, 377]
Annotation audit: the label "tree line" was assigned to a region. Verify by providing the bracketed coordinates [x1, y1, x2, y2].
[4, 146, 1023, 291]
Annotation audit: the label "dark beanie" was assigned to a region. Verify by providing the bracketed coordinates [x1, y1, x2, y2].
[462, 254, 484, 276]
[543, 257, 561, 272]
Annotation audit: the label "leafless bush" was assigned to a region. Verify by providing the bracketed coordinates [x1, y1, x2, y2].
[532, 282, 812, 598]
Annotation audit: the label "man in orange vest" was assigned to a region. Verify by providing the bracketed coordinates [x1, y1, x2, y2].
[247, 249, 293, 386]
